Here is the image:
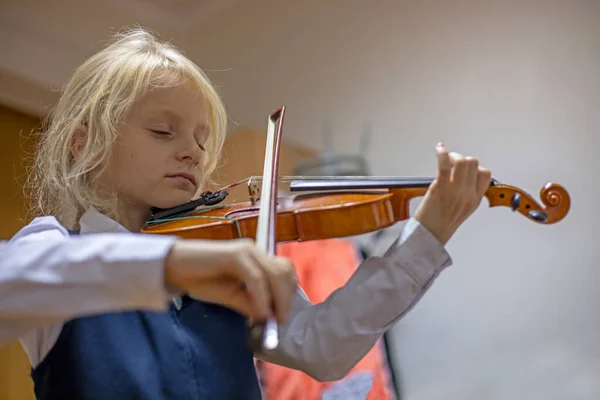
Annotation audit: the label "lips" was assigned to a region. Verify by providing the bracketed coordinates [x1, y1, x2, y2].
[167, 173, 197, 187]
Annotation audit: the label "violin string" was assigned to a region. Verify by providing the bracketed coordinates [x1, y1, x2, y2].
[214, 176, 327, 193]
[216, 178, 250, 192]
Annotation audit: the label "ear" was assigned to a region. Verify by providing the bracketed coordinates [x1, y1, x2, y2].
[69, 124, 88, 158]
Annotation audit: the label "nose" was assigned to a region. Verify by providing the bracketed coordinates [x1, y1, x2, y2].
[176, 134, 203, 167]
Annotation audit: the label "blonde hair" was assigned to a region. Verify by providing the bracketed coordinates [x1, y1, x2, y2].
[27, 27, 228, 229]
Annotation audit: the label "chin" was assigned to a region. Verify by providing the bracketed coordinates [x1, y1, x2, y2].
[150, 191, 194, 210]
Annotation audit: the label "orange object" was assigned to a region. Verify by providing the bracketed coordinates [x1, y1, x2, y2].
[142, 178, 571, 240]
[256, 238, 395, 400]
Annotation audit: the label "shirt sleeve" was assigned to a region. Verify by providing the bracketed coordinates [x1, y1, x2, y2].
[0, 216, 177, 352]
[256, 217, 452, 382]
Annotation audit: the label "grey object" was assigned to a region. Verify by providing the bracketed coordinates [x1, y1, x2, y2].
[293, 121, 371, 177]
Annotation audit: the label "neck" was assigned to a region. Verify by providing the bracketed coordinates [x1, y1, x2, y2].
[115, 202, 152, 232]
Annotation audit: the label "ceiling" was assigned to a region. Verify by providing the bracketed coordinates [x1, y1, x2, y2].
[0, 0, 239, 115]
[104, 0, 238, 31]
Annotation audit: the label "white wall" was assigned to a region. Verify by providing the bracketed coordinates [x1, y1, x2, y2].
[2, 0, 598, 398]
[186, 1, 598, 398]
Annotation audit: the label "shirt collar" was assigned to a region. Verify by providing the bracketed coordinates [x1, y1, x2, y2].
[79, 208, 130, 234]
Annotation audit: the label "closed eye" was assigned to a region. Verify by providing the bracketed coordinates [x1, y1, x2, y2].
[150, 129, 171, 136]
[151, 129, 205, 151]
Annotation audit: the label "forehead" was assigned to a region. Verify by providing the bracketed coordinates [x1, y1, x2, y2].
[130, 81, 209, 123]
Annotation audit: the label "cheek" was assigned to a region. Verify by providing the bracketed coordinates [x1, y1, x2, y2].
[127, 148, 171, 183]
[108, 136, 170, 188]
[123, 151, 155, 180]
[109, 149, 145, 185]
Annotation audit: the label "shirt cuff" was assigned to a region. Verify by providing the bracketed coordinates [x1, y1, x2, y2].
[99, 233, 179, 310]
[384, 217, 453, 286]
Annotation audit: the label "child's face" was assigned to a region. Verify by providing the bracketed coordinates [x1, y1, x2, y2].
[99, 81, 210, 212]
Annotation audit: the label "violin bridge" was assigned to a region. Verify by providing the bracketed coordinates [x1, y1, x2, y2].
[248, 177, 261, 205]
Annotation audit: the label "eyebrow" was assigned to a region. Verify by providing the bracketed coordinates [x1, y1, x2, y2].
[145, 109, 180, 122]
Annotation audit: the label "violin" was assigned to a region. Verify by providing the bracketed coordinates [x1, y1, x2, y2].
[142, 139, 570, 241]
[142, 106, 571, 350]
[142, 175, 570, 240]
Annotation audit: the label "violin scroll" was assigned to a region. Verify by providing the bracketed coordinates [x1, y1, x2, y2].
[486, 181, 570, 224]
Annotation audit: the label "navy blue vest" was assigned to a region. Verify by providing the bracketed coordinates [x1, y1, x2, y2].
[30, 230, 263, 400]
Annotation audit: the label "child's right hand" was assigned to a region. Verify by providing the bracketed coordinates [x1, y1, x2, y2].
[164, 239, 297, 324]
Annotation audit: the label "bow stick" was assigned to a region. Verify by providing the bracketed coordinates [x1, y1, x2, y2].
[248, 106, 286, 352]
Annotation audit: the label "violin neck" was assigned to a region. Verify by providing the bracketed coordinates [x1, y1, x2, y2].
[289, 177, 435, 191]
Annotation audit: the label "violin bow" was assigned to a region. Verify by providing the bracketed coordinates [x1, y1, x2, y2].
[249, 106, 287, 352]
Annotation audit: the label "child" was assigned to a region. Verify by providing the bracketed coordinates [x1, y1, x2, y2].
[10, 27, 491, 399]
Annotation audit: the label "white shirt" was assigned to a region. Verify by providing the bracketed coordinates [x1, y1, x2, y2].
[4, 208, 451, 382]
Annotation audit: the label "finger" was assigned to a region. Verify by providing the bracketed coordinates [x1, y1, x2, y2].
[265, 259, 296, 325]
[435, 143, 451, 183]
[449, 152, 467, 184]
[191, 278, 258, 318]
[224, 292, 259, 318]
[250, 250, 296, 325]
[230, 251, 271, 319]
[476, 167, 492, 198]
[269, 257, 297, 324]
[464, 156, 479, 188]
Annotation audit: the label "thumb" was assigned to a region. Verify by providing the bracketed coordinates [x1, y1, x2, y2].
[436, 143, 451, 182]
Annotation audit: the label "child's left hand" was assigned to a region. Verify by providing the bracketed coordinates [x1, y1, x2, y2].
[414, 143, 491, 245]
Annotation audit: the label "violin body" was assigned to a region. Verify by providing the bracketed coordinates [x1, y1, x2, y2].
[144, 191, 398, 241]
